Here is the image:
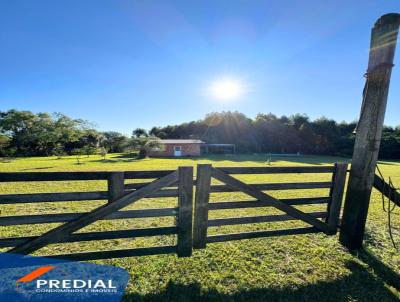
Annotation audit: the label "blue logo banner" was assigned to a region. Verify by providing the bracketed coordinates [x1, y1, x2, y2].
[0, 252, 129, 302]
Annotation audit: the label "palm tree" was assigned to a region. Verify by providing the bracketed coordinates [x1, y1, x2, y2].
[135, 136, 162, 159]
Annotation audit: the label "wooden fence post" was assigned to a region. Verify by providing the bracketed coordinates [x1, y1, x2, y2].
[193, 164, 212, 249]
[177, 166, 193, 257]
[340, 14, 400, 249]
[108, 172, 125, 203]
[326, 163, 348, 233]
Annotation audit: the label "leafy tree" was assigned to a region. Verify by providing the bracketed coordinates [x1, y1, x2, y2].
[150, 110, 400, 158]
[298, 123, 317, 153]
[132, 128, 148, 138]
[311, 117, 340, 154]
[0, 110, 94, 156]
[83, 145, 97, 157]
[289, 114, 310, 130]
[149, 127, 167, 139]
[1, 109, 400, 159]
[0, 134, 11, 156]
[102, 131, 129, 153]
[0, 110, 37, 155]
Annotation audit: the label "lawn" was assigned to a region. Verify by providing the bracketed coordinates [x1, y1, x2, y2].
[0, 154, 399, 302]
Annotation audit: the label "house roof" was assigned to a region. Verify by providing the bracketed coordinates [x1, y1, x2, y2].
[160, 139, 205, 144]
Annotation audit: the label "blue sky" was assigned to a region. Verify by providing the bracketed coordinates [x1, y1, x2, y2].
[0, 0, 399, 134]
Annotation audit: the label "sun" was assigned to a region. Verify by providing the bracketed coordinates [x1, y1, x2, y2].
[208, 77, 245, 101]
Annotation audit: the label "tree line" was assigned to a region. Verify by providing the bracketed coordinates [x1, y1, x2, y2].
[147, 111, 400, 158]
[1, 110, 399, 158]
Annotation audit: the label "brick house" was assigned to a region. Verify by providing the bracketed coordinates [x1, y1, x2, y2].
[149, 139, 205, 157]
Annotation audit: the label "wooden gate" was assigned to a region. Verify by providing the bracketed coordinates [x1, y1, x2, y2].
[193, 164, 347, 248]
[0, 164, 348, 260]
[0, 167, 193, 260]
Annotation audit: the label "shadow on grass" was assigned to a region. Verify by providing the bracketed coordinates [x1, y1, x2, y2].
[123, 258, 399, 302]
[0, 157, 15, 163]
[93, 158, 142, 164]
[92, 153, 141, 163]
[113, 153, 139, 159]
[355, 249, 400, 290]
[21, 166, 55, 170]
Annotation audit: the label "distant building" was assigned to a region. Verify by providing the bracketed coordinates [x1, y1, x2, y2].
[149, 139, 205, 157]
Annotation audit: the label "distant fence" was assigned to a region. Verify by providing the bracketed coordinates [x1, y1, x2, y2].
[268, 153, 303, 157]
[0, 163, 348, 261]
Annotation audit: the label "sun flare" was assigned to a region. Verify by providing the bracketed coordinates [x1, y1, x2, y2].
[208, 77, 246, 101]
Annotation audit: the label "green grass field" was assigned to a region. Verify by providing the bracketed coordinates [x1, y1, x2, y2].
[0, 154, 399, 302]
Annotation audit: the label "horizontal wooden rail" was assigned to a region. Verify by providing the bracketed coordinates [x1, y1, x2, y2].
[208, 197, 330, 210]
[217, 166, 335, 174]
[125, 182, 155, 190]
[0, 226, 178, 248]
[49, 245, 177, 261]
[210, 182, 332, 193]
[207, 227, 321, 243]
[0, 167, 334, 182]
[0, 170, 176, 182]
[125, 180, 332, 190]
[208, 212, 327, 227]
[139, 189, 178, 198]
[0, 191, 109, 203]
[125, 182, 178, 190]
[124, 170, 176, 179]
[0, 171, 111, 181]
[374, 174, 400, 207]
[0, 188, 178, 204]
[0, 208, 178, 226]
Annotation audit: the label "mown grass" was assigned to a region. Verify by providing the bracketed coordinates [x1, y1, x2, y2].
[0, 153, 399, 302]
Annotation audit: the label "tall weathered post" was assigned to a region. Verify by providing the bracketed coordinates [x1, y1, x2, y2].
[340, 13, 400, 250]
